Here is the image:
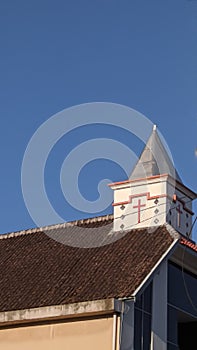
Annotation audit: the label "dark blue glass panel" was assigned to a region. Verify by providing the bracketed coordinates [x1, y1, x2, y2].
[134, 308, 142, 349]
[143, 313, 151, 350]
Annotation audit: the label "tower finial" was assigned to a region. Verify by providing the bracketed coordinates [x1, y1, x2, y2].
[153, 124, 157, 131]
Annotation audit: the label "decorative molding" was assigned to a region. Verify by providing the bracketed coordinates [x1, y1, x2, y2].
[113, 193, 193, 216]
[180, 238, 197, 252]
[173, 195, 194, 215]
[112, 192, 175, 207]
[108, 173, 169, 187]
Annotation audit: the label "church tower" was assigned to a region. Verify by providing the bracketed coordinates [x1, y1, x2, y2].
[109, 126, 196, 238]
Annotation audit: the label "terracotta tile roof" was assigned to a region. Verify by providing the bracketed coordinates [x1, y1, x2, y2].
[0, 216, 174, 312]
[180, 237, 197, 253]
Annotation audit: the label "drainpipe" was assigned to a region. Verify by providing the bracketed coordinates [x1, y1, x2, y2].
[112, 313, 117, 350]
[118, 297, 136, 350]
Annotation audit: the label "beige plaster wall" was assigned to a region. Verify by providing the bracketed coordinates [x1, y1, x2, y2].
[0, 317, 113, 350]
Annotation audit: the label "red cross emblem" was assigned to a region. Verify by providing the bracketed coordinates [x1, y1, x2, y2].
[133, 199, 146, 224]
[176, 204, 183, 227]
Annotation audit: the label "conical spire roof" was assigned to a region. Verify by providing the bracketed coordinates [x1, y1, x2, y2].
[129, 125, 182, 182]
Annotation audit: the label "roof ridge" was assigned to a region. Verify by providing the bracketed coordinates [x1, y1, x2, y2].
[0, 218, 185, 243]
[0, 214, 114, 240]
[180, 237, 197, 252]
[164, 222, 180, 240]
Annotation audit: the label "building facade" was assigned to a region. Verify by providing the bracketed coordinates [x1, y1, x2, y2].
[0, 126, 196, 349]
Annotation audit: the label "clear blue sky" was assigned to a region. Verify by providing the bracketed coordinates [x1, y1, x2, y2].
[0, 0, 197, 240]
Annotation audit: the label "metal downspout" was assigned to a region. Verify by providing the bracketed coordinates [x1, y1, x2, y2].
[112, 313, 117, 350]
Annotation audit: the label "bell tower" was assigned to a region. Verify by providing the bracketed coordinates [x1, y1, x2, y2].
[109, 126, 196, 238]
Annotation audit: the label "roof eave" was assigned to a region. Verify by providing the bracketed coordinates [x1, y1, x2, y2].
[131, 236, 179, 298]
[0, 298, 122, 327]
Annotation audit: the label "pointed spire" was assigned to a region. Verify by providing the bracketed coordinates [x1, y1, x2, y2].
[129, 125, 182, 182]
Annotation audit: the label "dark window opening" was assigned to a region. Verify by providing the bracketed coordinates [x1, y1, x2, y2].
[167, 262, 197, 349]
[178, 318, 197, 350]
[134, 282, 152, 350]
